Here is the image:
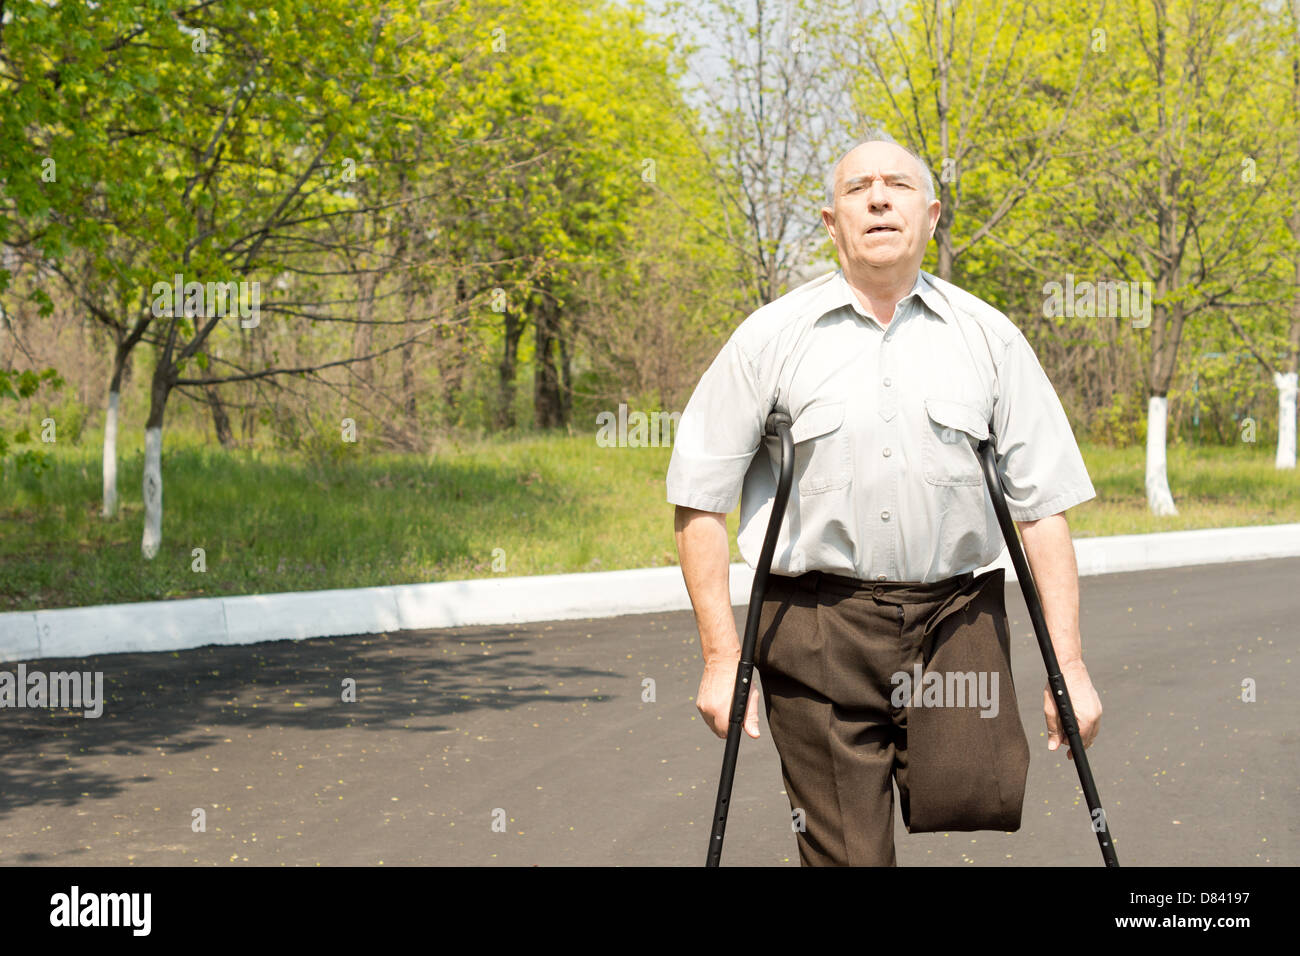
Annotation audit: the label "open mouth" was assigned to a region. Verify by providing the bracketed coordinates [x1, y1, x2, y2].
[867, 225, 897, 234]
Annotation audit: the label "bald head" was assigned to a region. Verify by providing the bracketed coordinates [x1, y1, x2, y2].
[825, 135, 935, 208]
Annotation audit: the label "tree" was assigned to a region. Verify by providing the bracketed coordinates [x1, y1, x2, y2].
[1, 0, 178, 516]
[838, 0, 1098, 282]
[440, 0, 721, 429]
[662, 0, 845, 309]
[1216, 0, 1300, 468]
[1054, 0, 1284, 512]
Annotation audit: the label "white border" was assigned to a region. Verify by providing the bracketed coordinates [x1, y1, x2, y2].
[2, 523, 1297, 662]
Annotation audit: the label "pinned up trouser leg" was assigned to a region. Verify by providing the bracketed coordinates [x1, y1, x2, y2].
[753, 567, 1029, 866]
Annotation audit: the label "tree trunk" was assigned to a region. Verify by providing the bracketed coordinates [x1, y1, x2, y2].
[496, 303, 522, 430]
[1144, 46, 1186, 516]
[439, 324, 467, 413]
[933, 4, 955, 283]
[1145, 394, 1178, 516]
[101, 342, 129, 518]
[533, 287, 563, 429]
[399, 271, 420, 438]
[557, 307, 573, 425]
[240, 325, 257, 442]
[141, 370, 173, 560]
[349, 270, 378, 407]
[102, 389, 120, 518]
[1282, 181, 1300, 469]
[1275, 371, 1298, 469]
[1145, 290, 1186, 513]
[206, 383, 234, 448]
[440, 277, 471, 416]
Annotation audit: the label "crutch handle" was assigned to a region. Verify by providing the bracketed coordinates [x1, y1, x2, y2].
[764, 410, 792, 436]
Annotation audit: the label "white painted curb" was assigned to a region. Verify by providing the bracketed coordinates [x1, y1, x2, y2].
[2, 523, 1297, 663]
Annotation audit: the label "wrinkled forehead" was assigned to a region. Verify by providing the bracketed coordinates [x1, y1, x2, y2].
[835, 143, 924, 189]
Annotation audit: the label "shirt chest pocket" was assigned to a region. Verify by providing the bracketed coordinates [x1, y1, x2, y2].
[922, 397, 989, 486]
[790, 401, 851, 495]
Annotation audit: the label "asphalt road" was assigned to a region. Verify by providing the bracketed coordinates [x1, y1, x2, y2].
[1, 557, 1295, 866]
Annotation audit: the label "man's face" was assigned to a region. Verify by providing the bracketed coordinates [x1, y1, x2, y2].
[821, 143, 940, 279]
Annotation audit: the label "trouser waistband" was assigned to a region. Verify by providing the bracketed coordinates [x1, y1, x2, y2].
[771, 569, 977, 604]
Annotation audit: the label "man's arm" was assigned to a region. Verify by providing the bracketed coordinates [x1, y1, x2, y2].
[1015, 511, 1102, 759]
[674, 505, 761, 739]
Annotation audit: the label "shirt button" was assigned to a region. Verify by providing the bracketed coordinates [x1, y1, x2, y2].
[881, 510, 890, 521]
[882, 447, 892, 457]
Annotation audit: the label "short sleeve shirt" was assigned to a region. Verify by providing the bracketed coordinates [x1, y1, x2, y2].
[664, 268, 1096, 583]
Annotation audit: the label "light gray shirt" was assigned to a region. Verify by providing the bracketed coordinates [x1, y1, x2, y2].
[665, 268, 1096, 583]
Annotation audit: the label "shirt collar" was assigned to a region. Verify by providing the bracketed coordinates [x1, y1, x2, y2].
[823, 268, 953, 326]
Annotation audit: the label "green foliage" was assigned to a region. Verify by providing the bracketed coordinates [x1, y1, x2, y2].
[299, 414, 355, 469]
[1085, 390, 1146, 448]
[0, 368, 63, 472]
[50, 397, 92, 446]
[1177, 352, 1279, 446]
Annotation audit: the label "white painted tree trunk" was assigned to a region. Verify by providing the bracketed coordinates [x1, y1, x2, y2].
[141, 425, 163, 559]
[1145, 395, 1178, 515]
[101, 389, 120, 518]
[1274, 371, 1297, 469]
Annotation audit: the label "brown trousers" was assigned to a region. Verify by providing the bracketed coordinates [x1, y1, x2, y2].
[753, 567, 1030, 866]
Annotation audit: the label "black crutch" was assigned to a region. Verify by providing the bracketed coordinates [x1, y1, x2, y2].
[976, 436, 1120, 867]
[705, 410, 794, 867]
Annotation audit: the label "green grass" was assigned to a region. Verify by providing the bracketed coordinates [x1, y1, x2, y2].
[1074, 443, 1300, 536]
[1, 432, 1297, 611]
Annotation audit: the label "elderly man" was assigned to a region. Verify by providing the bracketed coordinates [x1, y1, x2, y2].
[666, 132, 1103, 866]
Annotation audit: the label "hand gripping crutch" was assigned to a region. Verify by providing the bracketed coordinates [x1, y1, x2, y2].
[705, 410, 794, 867]
[976, 436, 1120, 867]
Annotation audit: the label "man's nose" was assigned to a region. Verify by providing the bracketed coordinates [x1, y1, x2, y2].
[866, 180, 891, 209]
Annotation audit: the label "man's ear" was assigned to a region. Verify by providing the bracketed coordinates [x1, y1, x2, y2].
[821, 205, 837, 242]
[926, 198, 940, 237]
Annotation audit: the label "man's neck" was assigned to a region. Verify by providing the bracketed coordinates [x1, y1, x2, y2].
[842, 265, 920, 326]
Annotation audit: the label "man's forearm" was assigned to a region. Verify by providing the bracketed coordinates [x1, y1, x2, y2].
[1015, 512, 1084, 667]
[673, 505, 739, 663]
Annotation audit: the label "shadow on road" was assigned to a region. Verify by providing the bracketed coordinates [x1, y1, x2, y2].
[0, 625, 620, 816]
